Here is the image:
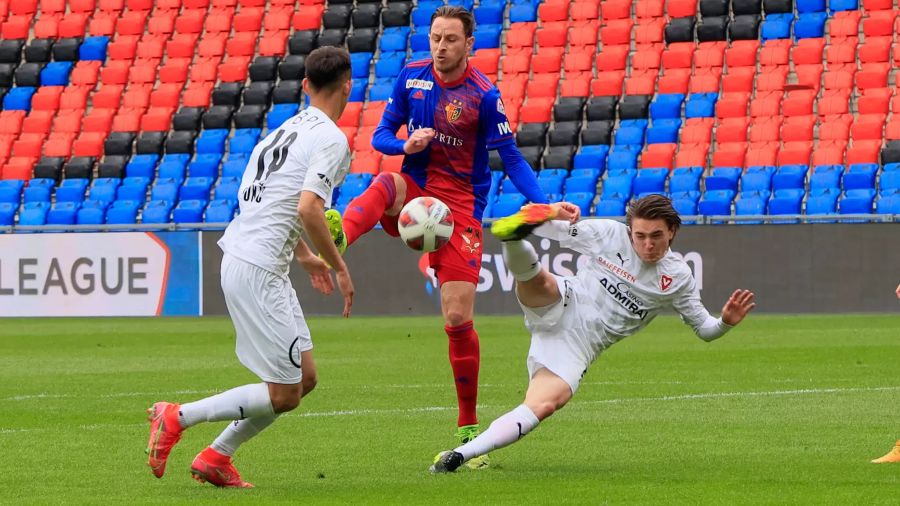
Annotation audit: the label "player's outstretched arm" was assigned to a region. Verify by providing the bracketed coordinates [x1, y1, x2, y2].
[293, 238, 334, 296]
[720, 289, 756, 326]
[298, 191, 354, 317]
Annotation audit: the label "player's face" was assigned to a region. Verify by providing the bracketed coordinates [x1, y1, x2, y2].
[629, 218, 675, 264]
[429, 17, 474, 75]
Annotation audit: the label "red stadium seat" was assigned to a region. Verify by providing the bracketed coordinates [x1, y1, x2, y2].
[122, 84, 152, 111]
[129, 0, 156, 11]
[715, 93, 750, 118]
[602, 0, 633, 20]
[175, 9, 206, 34]
[108, 35, 139, 60]
[858, 37, 892, 64]
[148, 11, 177, 35]
[2, 15, 32, 39]
[680, 119, 714, 145]
[361, 102, 386, 127]
[159, 58, 191, 84]
[857, 88, 892, 115]
[205, 9, 235, 33]
[497, 76, 527, 102]
[527, 73, 560, 98]
[381, 156, 403, 174]
[862, 0, 892, 9]
[1, 158, 36, 181]
[471, 51, 500, 75]
[264, 7, 293, 31]
[111, 108, 143, 132]
[22, 111, 54, 135]
[31, 87, 65, 112]
[219, 56, 251, 83]
[781, 115, 816, 142]
[862, 11, 897, 37]
[856, 63, 890, 90]
[641, 143, 676, 169]
[34, 14, 61, 38]
[99, 60, 130, 86]
[662, 43, 694, 70]
[502, 51, 531, 76]
[826, 39, 857, 65]
[846, 140, 882, 165]
[885, 120, 900, 140]
[355, 127, 377, 153]
[791, 38, 825, 66]
[693, 42, 726, 69]
[519, 97, 555, 123]
[811, 144, 845, 166]
[198, 33, 227, 58]
[725, 40, 759, 68]
[634, 19, 665, 46]
[532, 52, 563, 74]
[657, 70, 690, 94]
[83, 108, 115, 133]
[226, 32, 257, 58]
[350, 151, 382, 175]
[563, 48, 594, 73]
[337, 102, 363, 128]
[537, 22, 568, 48]
[13, 133, 47, 159]
[116, 10, 149, 36]
[89, 12, 118, 36]
[818, 117, 850, 142]
[53, 111, 84, 134]
[689, 71, 722, 93]
[591, 72, 625, 96]
[712, 143, 747, 168]
[538, 0, 570, 22]
[666, 0, 697, 18]
[777, 142, 812, 166]
[72, 132, 107, 158]
[93, 85, 125, 109]
[136, 36, 166, 60]
[758, 40, 790, 67]
[259, 30, 289, 57]
[0, 112, 26, 136]
[596, 45, 629, 71]
[823, 67, 855, 91]
[715, 117, 749, 143]
[129, 60, 160, 86]
[340, 127, 357, 151]
[40, 0, 65, 15]
[673, 143, 709, 168]
[188, 57, 221, 83]
[560, 74, 591, 97]
[744, 142, 778, 167]
[60, 86, 91, 111]
[234, 7, 263, 32]
[755, 68, 788, 93]
[59, 12, 90, 38]
[793, 64, 823, 91]
[292, 5, 324, 31]
[721, 70, 754, 93]
[568, 22, 599, 49]
[600, 19, 633, 46]
[850, 114, 886, 141]
[182, 82, 214, 107]
[167, 33, 200, 59]
[636, 0, 665, 18]
[505, 22, 536, 48]
[631, 47, 662, 71]
[71, 0, 97, 13]
[43, 133, 76, 158]
[624, 73, 656, 95]
[749, 117, 783, 143]
[570, 1, 600, 21]
[828, 11, 860, 39]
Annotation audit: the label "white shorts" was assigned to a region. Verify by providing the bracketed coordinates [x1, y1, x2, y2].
[519, 275, 606, 394]
[220, 254, 312, 384]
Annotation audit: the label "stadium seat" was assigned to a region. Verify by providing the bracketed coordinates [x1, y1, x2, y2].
[810, 165, 842, 189]
[0, 201, 17, 226]
[118, 177, 151, 202]
[806, 187, 840, 216]
[698, 190, 735, 216]
[23, 178, 55, 203]
[768, 189, 804, 218]
[491, 193, 527, 218]
[88, 178, 120, 204]
[735, 192, 768, 223]
[839, 189, 876, 218]
[106, 200, 141, 225]
[594, 199, 626, 216]
[0, 180, 25, 204]
[842, 164, 878, 191]
[773, 165, 808, 190]
[19, 201, 49, 226]
[141, 199, 173, 224]
[706, 167, 741, 191]
[47, 201, 79, 225]
[632, 168, 668, 194]
[56, 179, 90, 203]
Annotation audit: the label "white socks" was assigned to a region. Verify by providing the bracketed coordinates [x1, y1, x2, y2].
[454, 404, 540, 461]
[211, 413, 279, 457]
[502, 240, 541, 282]
[179, 383, 275, 429]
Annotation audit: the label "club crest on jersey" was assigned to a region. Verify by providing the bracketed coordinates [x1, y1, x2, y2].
[445, 99, 464, 123]
[660, 275, 673, 291]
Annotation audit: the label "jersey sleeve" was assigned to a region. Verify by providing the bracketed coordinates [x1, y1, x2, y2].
[302, 134, 350, 208]
[534, 219, 623, 256]
[480, 88, 516, 150]
[383, 66, 409, 124]
[670, 270, 732, 341]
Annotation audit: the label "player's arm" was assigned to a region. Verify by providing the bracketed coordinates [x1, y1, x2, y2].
[481, 88, 547, 204]
[371, 67, 436, 156]
[533, 218, 621, 257]
[292, 236, 334, 295]
[672, 276, 756, 341]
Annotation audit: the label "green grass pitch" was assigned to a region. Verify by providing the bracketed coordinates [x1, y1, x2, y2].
[1, 314, 898, 505]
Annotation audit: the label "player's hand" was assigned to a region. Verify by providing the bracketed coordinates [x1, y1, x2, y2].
[721, 289, 756, 326]
[551, 202, 581, 223]
[895, 283, 900, 299]
[298, 255, 334, 295]
[403, 128, 435, 154]
[335, 269, 354, 318]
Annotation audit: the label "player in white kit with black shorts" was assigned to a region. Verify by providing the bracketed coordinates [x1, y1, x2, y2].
[145, 47, 355, 488]
[431, 195, 757, 472]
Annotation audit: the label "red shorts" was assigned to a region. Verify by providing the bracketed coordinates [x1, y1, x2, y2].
[380, 174, 483, 285]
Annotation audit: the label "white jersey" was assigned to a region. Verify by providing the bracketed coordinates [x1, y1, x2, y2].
[219, 106, 351, 277]
[535, 219, 713, 346]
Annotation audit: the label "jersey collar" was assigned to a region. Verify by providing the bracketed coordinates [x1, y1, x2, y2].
[431, 61, 471, 89]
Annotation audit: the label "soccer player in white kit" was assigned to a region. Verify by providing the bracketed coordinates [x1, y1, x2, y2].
[145, 47, 355, 488]
[431, 195, 757, 472]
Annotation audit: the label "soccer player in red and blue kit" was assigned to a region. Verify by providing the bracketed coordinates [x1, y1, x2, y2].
[325, 6, 546, 468]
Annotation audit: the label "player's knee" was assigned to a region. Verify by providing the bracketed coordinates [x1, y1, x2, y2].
[269, 386, 302, 413]
[443, 310, 470, 328]
[301, 373, 318, 396]
[528, 400, 560, 420]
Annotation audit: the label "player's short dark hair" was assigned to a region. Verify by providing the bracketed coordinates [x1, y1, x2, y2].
[304, 46, 351, 91]
[431, 6, 475, 38]
[626, 194, 682, 233]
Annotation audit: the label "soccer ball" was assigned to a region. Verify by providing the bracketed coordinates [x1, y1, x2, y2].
[397, 197, 454, 252]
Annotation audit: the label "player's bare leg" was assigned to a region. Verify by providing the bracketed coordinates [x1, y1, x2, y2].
[872, 440, 900, 463]
[338, 172, 408, 247]
[440, 280, 489, 469]
[431, 368, 572, 473]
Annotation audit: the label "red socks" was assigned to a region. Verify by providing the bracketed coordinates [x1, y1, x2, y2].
[342, 172, 397, 246]
[445, 321, 480, 427]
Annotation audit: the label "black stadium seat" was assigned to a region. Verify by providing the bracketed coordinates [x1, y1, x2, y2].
[665, 17, 695, 44]
[697, 16, 729, 42]
[279, 55, 306, 81]
[202, 105, 234, 130]
[173, 107, 204, 131]
[587, 96, 618, 121]
[234, 104, 267, 128]
[272, 80, 302, 104]
[289, 31, 318, 55]
[98, 155, 128, 179]
[700, 0, 729, 17]
[488, 150, 503, 171]
[543, 146, 575, 170]
[382, 3, 412, 27]
[24, 39, 53, 63]
[730, 15, 760, 40]
[166, 130, 196, 154]
[518, 146, 543, 168]
[0, 39, 24, 63]
[763, 0, 793, 13]
[52, 37, 81, 61]
[732, 0, 762, 15]
[322, 4, 353, 30]
[0, 63, 16, 87]
[104, 132, 135, 156]
[136, 132, 167, 154]
[347, 28, 378, 53]
[516, 123, 548, 147]
[549, 121, 581, 146]
[15, 62, 44, 87]
[882, 141, 900, 165]
[581, 120, 614, 145]
[243, 81, 274, 106]
[212, 82, 244, 107]
[553, 97, 585, 122]
[318, 29, 348, 48]
[353, 4, 382, 28]
[64, 157, 96, 180]
[619, 95, 652, 120]
[249, 57, 280, 82]
[33, 157, 65, 181]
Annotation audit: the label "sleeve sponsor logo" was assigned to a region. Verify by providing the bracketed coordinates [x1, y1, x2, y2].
[497, 121, 512, 136]
[496, 99, 506, 115]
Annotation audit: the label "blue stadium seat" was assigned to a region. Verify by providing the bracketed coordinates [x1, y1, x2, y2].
[409, 31, 429, 52]
[474, 24, 503, 50]
[77, 200, 107, 225]
[829, 0, 858, 10]
[773, 165, 807, 190]
[173, 199, 206, 223]
[768, 189, 804, 219]
[79, 36, 110, 61]
[474, 2, 505, 25]
[23, 178, 55, 203]
[607, 146, 640, 171]
[0, 180, 24, 204]
[229, 129, 261, 155]
[46, 201, 79, 226]
[564, 192, 594, 216]
[698, 190, 735, 216]
[381, 26, 411, 52]
[158, 158, 188, 182]
[538, 168, 568, 181]
[151, 178, 180, 202]
[222, 154, 249, 178]
[205, 199, 237, 223]
[615, 119, 649, 146]
[188, 153, 222, 178]
[839, 189, 876, 216]
[56, 179, 90, 203]
[180, 177, 214, 201]
[684, 93, 717, 118]
[196, 129, 229, 154]
[880, 170, 900, 192]
[633, 168, 668, 194]
[565, 176, 598, 194]
[351, 52, 373, 78]
[649, 94, 685, 120]
[376, 51, 406, 78]
[106, 200, 141, 224]
[41, 62, 74, 86]
[670, 166, 703, 193]
[646, 119, 681, 144]
[735, 192, 768, 224]
[796, 0, 826, 12]
[214, 177, 241, 201]
[538, 178, 564, 195]
[672, 193, 699, 220]
[761, 14, 793, 41]
[594, 199, 626, 216]
[447, 0, 475, 9]
[126, 154, 160, 178]
[741, 166, 774, 193]
[267, 104, 299, 130]
[3, 87, 36, 111]
[671, 191, 701, 202]
[808, 164, 840, 189]
[794, 12, 827, 40]
[884, 163, 900, 172]
[601, 171, 636, 200]
[570, 168, 602, 180]
[350, 80, 368, 102]
[88, 178, 120, 204]
[806, 187, 839, 216]
[509, 0, 538, 22]
[19, 201, 50, 226]
[340, 173, 373, 199]
[118, 177, 150, 201]
[705, 167, 741, 191]
[141, 200, 173, 224]
[491, 193, 527, 218]
[842, 163, 878, 191]
[369, 78, 395, 102]
[0, 202, 15, 226]
[573, 145, 609, 172]
[408, 51, 432, 64]
[876, 194, 900, 214]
